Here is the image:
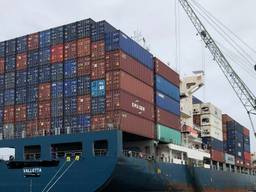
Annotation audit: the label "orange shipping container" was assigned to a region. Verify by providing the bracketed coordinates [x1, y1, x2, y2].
[156, 107, 180, 130]
[91, 40, 104, 60]
[77, 57, 91, 76]
[106, 110, 155, 139]
[106, 71, 154, 103]
[16, 53, 27, 70]
[211, 149, 224, 162]
[106, 50, 154, 87]
[106, 90, 154, 121]
[38, 101, 51, 119]
[26, 120, 38, 137]
[91, 115, 106, 130]
[38, 119, 51, 135]
[91, 59, 105, 80]
[244, 152, 251, 161]
[77, 38, 91, 58]
[51, 44, 63, 63]
[4, 106, 15, 123]
[39, 83, 51, 101]
[28, 33, 39, 50]
[77, 95, 91, 114]
[15, 105, 26, 122]
[0, 58, 4, 74]
[64, 41, 77, 60]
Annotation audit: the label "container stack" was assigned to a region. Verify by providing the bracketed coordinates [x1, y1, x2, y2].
[193, 103, 224, 162]
[0, 18, 182, 141]
[154, 58, 181, 144]
[222, 114, 251, 168]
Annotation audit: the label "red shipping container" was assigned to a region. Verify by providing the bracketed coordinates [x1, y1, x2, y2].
[16, 53, 27, 70]
[91, 115, 106, 130]
[39, 83, 51, 101]
[106, 50, 153, 87]
[51, 44, 63, 63]
[64, 41, 77, 60]
[0, 58, 4, 74]
[106, 71, 154, 103]
[91, 59, 105, 80]
[106, 90, 154, 121]
[91, 40, 104, 60]
[156, 107, 180, 130]
[77, 38, 91, 57]
[26, 120, 38, 137]
[28, 33, 39, 50]
[4, 106, 15, 123]
[77, 57, 91, 76]
[38, 118, 51, 135]
[210, 149, 224, 162]
[243, 127, 250, 136]
[38, 101, 51, 119]
[154, 57, 179, 87]
[15, 104, 26, 122]
[77, 95, 91, 114]
[244, 152, 251, 161]
[106, 110, 155, 139]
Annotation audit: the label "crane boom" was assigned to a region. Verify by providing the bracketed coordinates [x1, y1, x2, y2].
[178, 0, 256, 132]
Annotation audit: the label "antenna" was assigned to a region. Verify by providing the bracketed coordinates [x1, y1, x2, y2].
[131, 30, 150, 51]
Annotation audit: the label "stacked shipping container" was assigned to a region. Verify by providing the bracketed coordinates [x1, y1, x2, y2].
[0, 18, 181, 141]
[222, 114, 251, 168]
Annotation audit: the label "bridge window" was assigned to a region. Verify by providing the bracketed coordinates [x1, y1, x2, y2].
[51, 142, 82, 160]
[93, 140, 108, 156]
[24, 145, 41, 160]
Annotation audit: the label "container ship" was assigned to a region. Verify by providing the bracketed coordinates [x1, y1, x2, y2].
[0, 18, 255, 192]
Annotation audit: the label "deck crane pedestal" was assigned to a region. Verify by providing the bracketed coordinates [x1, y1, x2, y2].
[178, 0, 256, 136]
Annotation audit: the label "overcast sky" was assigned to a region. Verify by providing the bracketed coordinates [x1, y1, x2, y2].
[0, 0, 255, 151]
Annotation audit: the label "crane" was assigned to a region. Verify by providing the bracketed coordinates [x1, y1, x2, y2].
[178, 0, 256, 135]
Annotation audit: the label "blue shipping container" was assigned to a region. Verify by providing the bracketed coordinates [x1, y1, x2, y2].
[16, 36, 27, 53]
[64, 79, 77, 97]
[5, 55, 16, 72]
[51, 63, 63, 81]
[16, 70, 27, 87]
[5, 39, 16, 55]
[91, 20, 116, 42]
[77, 115, 90, 131]
[28, 51, 39, 68]
[51, 82, 63, 98]
[64, 59, 76, 78]
[91, 79, 105, 97]
[27, 86, 38, 102]
[39, 64, 51, 83]
[156, 92, 180, 116]
[0, 92, 4, 106]
[202, 137, 223, 151]
[5, 72, 15, 89]
[105, 30, 153, 69]
[51, 117, 63, 132]
[27, 102, 38, 120]
[51, 26, 64, 45]
[244, 143, 250, 152]
[91, 97, 105, 115]
[64, 97, 77, 116]
[77, 76, 90, 95]
[27, 67, 38, 85]
[39, 48, 51, 65]
[40, 30, 51, 48]
[0, 42, 5, 57]
[64, 22, 77, 42]
[155, 74, 180, 102]
[0, 108, 3, 124]
[0, 75, 4, 90]
[16, 88, 26, 104]
[4, 89, 15, 105]
[15, 123, 26, 138]
[77, 19, 95, 39]
[51, 99, 63, 117]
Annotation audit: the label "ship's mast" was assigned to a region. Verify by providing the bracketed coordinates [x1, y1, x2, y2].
[178, 0, 256, 134]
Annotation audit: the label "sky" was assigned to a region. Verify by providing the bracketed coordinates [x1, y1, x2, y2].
[0, 0, 255, 151]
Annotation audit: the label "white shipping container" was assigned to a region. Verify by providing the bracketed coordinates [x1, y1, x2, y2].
[200, 103, 222, 119]
[201, 125, 223, 141]
[225, 153, 235, 165]
[193, 104, 201, 115]
[200, 114, 222, 129]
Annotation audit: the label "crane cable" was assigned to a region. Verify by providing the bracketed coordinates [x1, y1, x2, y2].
[174, 0, 181, 73]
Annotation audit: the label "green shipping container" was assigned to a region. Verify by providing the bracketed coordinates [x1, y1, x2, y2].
[156, 124, 181, 145]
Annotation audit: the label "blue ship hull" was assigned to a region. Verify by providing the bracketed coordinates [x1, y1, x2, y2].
[0, 130, 255, 192]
